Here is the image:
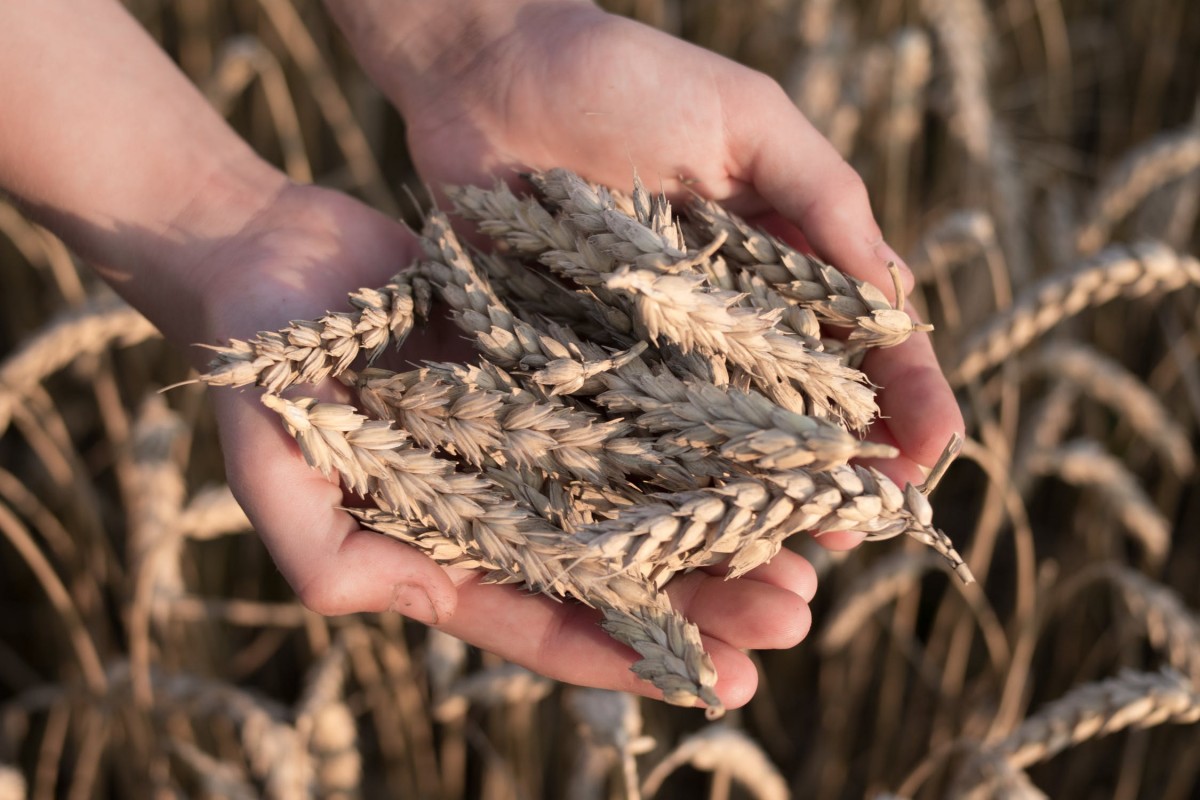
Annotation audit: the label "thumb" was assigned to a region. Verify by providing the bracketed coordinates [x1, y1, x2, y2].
[212, 389, 459, 624]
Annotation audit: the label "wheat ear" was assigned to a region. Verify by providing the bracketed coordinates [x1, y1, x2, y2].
[985, 668, 1200, 770]
[1077, 127, 1200, 254]
[953, 242, 1200, 384]
[0, 293, 158, 434]
[200, 274, 421, 392]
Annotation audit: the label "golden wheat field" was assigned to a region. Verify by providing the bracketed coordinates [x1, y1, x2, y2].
[3, 0, 1200, 797]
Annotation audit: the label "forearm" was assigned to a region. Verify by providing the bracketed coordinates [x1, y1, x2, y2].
[0, 0, 286, 343]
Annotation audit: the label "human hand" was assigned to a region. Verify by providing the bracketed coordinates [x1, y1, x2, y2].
[326, 0, 966, 548]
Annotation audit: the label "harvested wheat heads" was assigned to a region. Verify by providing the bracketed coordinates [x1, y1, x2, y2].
[200, 169, 972, 718]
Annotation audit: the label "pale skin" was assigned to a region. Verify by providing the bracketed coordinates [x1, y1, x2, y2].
[0, 0, 963, 709]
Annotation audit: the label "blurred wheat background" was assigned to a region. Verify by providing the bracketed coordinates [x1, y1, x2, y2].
[2, 0, 1199, 797]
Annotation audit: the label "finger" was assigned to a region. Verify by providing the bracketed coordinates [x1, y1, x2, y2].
[213, 390, 458, 623]
[728, 79, 913, 301]
[440, 577, 762, 710]
[699, 547, 817, 602]
[861, 309, 965, 468]
[665, 568, 812, 650]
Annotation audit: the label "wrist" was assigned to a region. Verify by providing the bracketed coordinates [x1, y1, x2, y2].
[323, 0, 597, 117]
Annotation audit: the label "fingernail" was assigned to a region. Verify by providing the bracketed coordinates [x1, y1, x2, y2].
[390, 582, 439, 626]
[872, 241, 915, 296]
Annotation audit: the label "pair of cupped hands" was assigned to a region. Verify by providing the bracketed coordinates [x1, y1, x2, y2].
[198, 1, 962, 709]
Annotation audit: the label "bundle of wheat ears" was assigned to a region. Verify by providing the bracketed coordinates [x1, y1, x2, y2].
[199, 168, 972, 718]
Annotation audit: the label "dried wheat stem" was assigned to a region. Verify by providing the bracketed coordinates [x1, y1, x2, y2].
[200, 274, 420, 392]
[985, 668, 1200, 771]
[820, 552, 944, 653]
[953, 242, 1200, 384]
[295, 640, 360, 800]
[1077, 128, 1200, 254]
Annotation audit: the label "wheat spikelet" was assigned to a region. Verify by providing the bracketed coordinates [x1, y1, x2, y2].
[566, 689, 655, 800]
[355, 365, 695, 489]
[684, 196, 925, 349]
[603, 267, 877, 427]
[640, 725, 788, 800]
[1024, 342, 1195, 476]
[200, 274, 421, 392]
[0, 293, 158, 434]
[1077, 128, 1200, 254]
[601, 604, 721, 717]
[985, 668, 1200, 770]
[1105, 566, 1200, 683]
[953, 242, 1200, 384]
[1029, 440, 1171, 568]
